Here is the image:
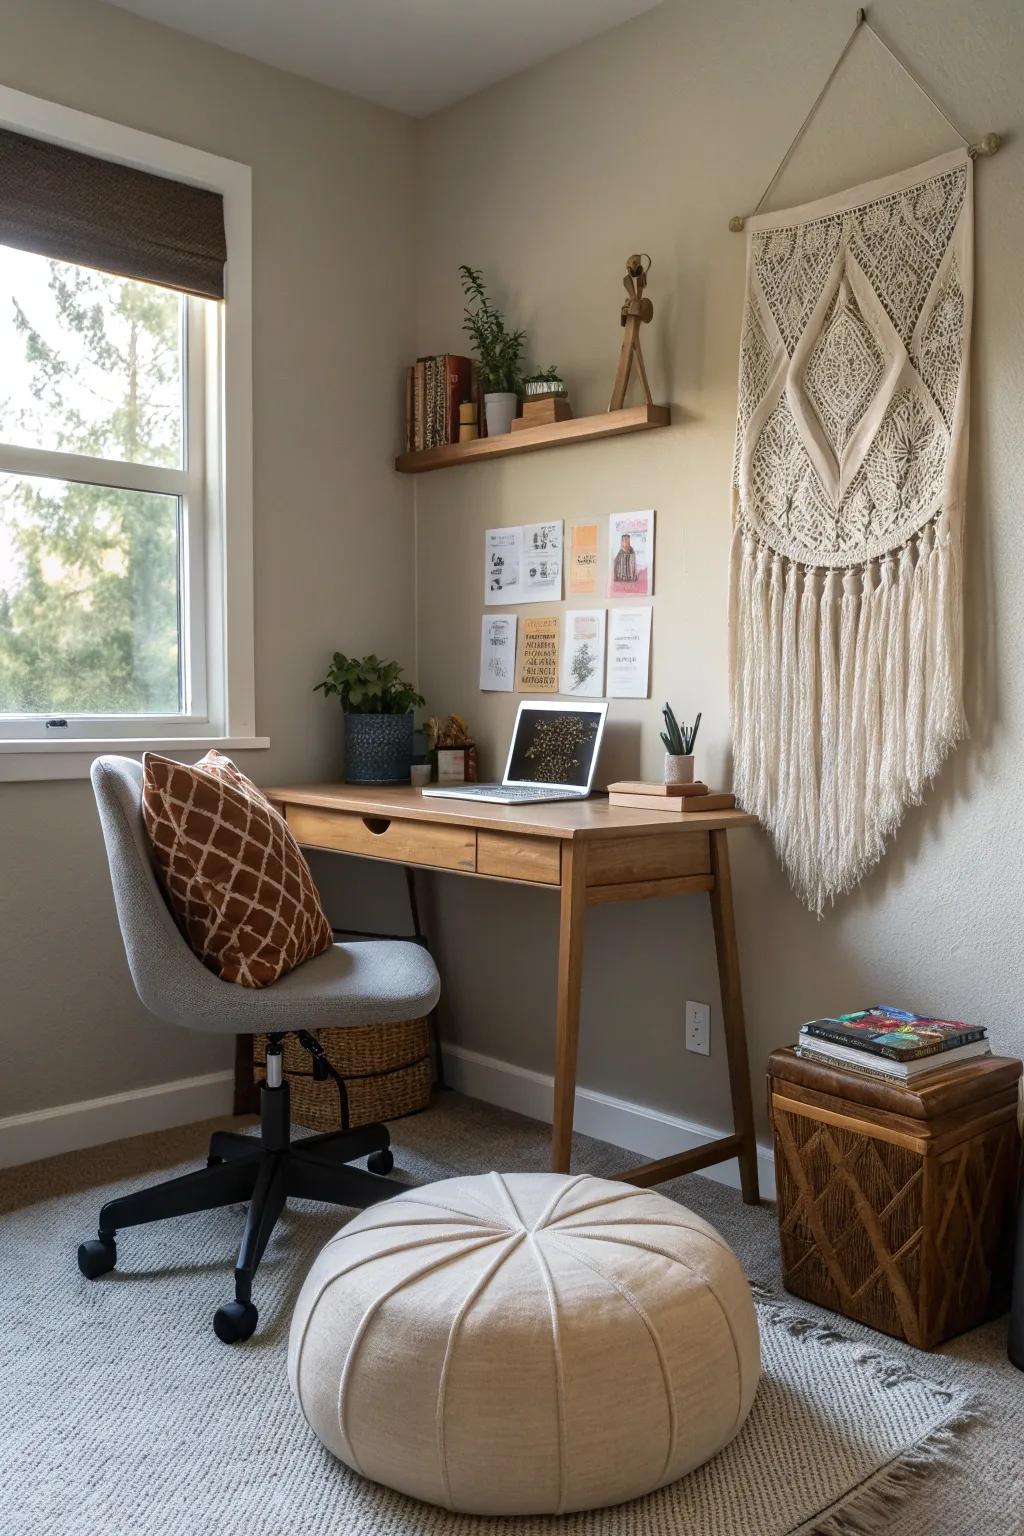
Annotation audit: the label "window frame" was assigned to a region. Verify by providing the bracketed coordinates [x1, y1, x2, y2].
[0, 84, 263, 781]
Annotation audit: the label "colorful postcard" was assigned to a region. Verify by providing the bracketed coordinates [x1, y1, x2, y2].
[515, 616, 559, 693]
[560, 609, 606, 697]
[607, 509, 655, 598]
[569, 523, 599, 595]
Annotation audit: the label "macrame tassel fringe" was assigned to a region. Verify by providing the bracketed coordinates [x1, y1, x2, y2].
[731, 516, 965, 913]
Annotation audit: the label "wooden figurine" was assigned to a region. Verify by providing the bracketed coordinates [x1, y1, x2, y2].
[609, 253, 654, 411]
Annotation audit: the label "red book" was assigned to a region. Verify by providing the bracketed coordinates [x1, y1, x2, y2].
[445, 354, 472, 445]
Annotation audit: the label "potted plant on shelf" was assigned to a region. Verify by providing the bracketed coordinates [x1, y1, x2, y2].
[459, 264, 525, 438]
[315, 653, 425, 785]
[660, 704, 701, 786]
[522, 366, 567, 402]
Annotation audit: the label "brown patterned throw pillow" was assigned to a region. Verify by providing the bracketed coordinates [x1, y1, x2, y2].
[142, 750, 333, 987]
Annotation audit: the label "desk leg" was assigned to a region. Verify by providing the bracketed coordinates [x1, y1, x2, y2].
[551, 840, 587, 1173]
[708, 830, 760, 1205]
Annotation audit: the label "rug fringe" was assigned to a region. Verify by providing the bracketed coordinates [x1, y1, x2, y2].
[751, 1287, 986, 1536]
[805, 1405, 980, 1536]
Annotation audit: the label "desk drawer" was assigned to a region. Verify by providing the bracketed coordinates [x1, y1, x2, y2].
[286, 805, 476, 872]
[477, 830, 561, 885]
[586, 831, 711, 887]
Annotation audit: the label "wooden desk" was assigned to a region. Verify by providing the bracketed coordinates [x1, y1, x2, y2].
[266, 783, 760, 1201]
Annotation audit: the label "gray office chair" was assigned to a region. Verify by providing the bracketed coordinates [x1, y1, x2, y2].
[79, 756, 441, 1342]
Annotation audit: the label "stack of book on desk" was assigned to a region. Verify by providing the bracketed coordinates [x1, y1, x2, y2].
[796, 1006, 991, 1083]
[607, 781, 736, 813]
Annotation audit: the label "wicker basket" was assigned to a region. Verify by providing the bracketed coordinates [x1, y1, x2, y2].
[252, 1018, 432, 1132]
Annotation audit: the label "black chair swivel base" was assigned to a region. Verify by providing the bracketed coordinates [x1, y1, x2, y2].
[76, 1073, 405, 1343]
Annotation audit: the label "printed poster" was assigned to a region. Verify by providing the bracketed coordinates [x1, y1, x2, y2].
[568, 523, 599, 595]
[607, 607, 652, 698]
[484, 526, 522, 605]
[515, 616, 559, 694]
[520, 520, 563, 603]
[560, 609, 606, 697]
[607, 509, 655, 597]
[479, 614, 517, 691]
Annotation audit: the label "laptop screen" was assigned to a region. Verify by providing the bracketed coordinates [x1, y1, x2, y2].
[505, 706, 605, 789]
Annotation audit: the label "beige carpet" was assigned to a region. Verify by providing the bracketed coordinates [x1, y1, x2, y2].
[1, 1092, 1019, 1535]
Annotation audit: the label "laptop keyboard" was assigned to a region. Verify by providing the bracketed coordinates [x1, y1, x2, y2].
[444, 785, 587, 801]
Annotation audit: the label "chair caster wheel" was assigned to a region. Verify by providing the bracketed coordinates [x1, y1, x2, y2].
[213, 1300, 258, 1343]
[78, 1237, 117, 1279]
[368, 1148, 394, 1175]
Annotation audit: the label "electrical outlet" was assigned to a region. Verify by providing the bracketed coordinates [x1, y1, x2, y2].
[685, 1000, 710, 1056]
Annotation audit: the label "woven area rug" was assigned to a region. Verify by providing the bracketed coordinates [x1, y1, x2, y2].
[1, 1099, 980, 1536]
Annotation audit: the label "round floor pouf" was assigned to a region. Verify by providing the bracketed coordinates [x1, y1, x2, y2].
[288, 1171, 760, 1515]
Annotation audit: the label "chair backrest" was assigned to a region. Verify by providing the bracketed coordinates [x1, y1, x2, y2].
[90, 755, 214, 1025]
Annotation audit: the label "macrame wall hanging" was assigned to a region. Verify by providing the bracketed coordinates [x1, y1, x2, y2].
[727, 9, 999, 913]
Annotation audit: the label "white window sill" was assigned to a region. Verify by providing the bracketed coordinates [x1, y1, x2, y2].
[0, 736, 270, 783]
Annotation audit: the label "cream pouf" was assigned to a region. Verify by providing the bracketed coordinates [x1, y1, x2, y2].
[289, 1171, 760, 1515]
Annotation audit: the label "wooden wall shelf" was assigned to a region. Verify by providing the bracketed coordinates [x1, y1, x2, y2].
[395, 403, 670, 474]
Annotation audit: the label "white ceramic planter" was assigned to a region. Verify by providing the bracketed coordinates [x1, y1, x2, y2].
[484, 392, 518, 437]
[664, 753, 695, 786]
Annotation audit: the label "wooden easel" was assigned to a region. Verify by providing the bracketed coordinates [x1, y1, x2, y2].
[609, 253, 654, 411]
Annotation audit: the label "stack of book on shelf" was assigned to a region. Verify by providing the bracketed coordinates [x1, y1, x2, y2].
[405, 354, 479, 451]
[796, 1006, 991, 1082]
[607, 780, 737, 813]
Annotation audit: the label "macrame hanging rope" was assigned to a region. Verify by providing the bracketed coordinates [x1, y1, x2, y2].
[729, 145, 973, 912]
[728, 7, 1000, 232]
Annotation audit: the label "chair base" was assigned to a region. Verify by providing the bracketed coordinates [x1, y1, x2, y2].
[77, 1078, 406, 1342]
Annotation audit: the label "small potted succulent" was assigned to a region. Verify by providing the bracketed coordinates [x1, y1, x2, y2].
[459, 264, 525, 437]
[523, 365, 567, 402]
[660, 704, 701, 786]
[315, 653, 425, 784]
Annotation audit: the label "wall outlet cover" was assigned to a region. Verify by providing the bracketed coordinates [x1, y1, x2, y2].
[685, 1000, 710, 1056]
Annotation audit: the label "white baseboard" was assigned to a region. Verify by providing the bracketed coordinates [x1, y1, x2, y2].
[0, 1050, 776, 1198]
[0, 1070, 235, 1170]
[442, 1043, 776, 1200]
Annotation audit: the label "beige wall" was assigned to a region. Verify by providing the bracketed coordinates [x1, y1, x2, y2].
[413, 0, 1024, 1139]
[3, 0, 1023, 1146]
[0, 0, 417, 1115]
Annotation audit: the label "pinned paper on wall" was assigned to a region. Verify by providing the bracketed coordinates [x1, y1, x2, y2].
[519, 520, 563, 603]
[560, 609, 606, 698]
[480, 614, 517, 691]
[608, 509, 655, 597]
[484, 526, 523, 605]
[568, 523, 599, 595]
[607, 607, 652, 698]
[515, 616, 559, 694]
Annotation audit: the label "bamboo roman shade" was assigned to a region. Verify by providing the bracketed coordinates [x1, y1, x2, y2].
[0, 127, 226, 299]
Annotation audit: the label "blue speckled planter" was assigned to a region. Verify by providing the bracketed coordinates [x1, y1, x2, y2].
[343, 711, 414, 784]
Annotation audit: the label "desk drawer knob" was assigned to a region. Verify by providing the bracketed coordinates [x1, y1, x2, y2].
[362, 816, 392, 836]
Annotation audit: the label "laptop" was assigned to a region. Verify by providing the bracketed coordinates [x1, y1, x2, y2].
[422, 699, 609, 805]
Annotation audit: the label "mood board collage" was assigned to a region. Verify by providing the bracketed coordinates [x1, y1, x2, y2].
[480, 511, 654, 700]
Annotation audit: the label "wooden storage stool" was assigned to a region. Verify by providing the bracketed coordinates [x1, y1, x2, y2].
[768, 1048, 1022, 1348]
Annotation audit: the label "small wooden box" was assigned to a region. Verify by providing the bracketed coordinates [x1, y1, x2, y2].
[511, 396, 573, 430]
[768, 1048, 1022, 1348]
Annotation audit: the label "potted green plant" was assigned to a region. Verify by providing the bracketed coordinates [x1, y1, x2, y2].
[459, 264, 526, 437]
[315, 653, 425, 784]
[523, 366, 567, 401]
[660, 704, 701, 785]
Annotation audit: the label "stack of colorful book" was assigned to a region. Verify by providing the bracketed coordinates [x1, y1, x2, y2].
[796, 1006, 990, 1082]
[607, 780, 736, 813]
[405, 355, 478, 451]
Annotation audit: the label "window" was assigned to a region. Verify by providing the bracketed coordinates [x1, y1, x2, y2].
[0, 83, 258, 777]
[0, 249, 209, 734]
